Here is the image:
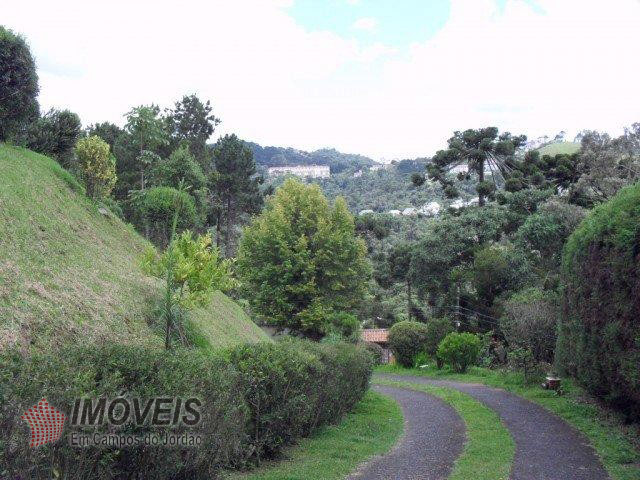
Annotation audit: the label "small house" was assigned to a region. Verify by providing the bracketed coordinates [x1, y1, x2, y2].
[361, 328, 393, 364]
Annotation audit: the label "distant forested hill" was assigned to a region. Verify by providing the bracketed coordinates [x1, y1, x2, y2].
[245, 141, 378, 173]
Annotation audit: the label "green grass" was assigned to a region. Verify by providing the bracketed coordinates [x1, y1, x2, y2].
[0, 144, 269, 351]
[377, 364, 640, 480]
[224, 391, 403, 480]
[375, 378, 514, 480]
[537, 141, 580, 156]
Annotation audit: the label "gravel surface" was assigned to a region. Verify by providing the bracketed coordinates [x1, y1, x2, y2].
[376, 373, 610, 480]
[347, 384, 465, 480]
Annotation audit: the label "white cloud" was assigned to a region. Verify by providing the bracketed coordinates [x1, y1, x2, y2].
[3, 0, 640, 160]
[352, 17, 378, 31]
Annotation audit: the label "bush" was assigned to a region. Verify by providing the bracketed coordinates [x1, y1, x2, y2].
[228, 339, 372, 462]
[388, 321, 430, 367]
[437, 332, 482, 373]
[0, 26, 39, 141]
[363, 341, 384, 365]
[559, 182, 640, 421]
[0, 344, 247, 479]
[500, 287, 558, 363]
[424, 317, 454, 359]
[0, 340, 372, 477]
[26, 109, 82, 168]
[75, 135, 117, 200]
[133, 186, 197, 247]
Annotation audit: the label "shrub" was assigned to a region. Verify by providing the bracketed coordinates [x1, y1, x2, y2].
[424, 317, 454, 359]
[228, 339, 372, 462]
[133, 186, 197, 247]
[437, 332, 482, 373]
[75, 135, 117, 200]
[26, 109, 82, 167]
[363, 341, 385, 365]
[500, 287, 558, 363]
[388, 321, 430, 367]
[0, 26, 39, 141]
[0, 340, 372, 477]
[141, 231, 233, 307]
[559, 182, 640, 421]
[0, 344, 248, 479]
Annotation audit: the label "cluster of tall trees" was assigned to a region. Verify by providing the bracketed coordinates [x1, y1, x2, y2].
[1, 25, 265, 254]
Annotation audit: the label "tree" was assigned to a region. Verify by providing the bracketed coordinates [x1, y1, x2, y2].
[163, 94, 219, 170]
[133, 186, 197, 247]
[237, 179, 371, 339]
[75, 135, 117, 199]
[26, 109, 81, 167]
[87, 122, 125, 151]
[570, 126, 640, 206]
[124, 105, 168, 190]
[420, 127, 526, 206]
[210, 134, 263, 254]
[0, 27, 39, 141]
[388, 242, 415, 321]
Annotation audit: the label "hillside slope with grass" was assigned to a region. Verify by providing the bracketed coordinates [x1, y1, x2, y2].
[0, 144, 269, 351]
[537, 141, 580, 156]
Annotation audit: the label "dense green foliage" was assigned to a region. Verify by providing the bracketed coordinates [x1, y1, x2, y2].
[132, 186, 197, 247]
[141, 231, 233, 307]
[226, 391, 403, 480]
[229, 340, 372, 461]
[0, 26, 38, 141]
[500, 287, 558, 364]
[559, 182, 640, 421]
[1, 340, 371, 478]
[424, 317, 455, 358]
[237, 179, 370, 339]
[388, 320, 430, 367]
[437, 332, 482, 373]
[210, 134, 264, 254]
[25, 109, 82, 168]
[75, 135, 117, 199]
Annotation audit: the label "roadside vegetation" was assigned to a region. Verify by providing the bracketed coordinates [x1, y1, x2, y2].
[224, 391, 403, 480]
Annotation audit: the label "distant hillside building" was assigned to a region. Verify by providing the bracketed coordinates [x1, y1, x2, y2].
[267, 165, 330, 178]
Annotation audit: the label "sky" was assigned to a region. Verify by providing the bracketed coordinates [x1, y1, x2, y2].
[4, 0, 640, 161]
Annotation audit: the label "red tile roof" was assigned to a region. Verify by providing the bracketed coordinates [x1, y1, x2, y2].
[361, 328, 389, 343]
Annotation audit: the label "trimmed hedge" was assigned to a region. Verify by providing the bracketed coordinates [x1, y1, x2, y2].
[0, 340, 372, 479]
[559, 182, 640, 421]
[388, 321, 430, 367]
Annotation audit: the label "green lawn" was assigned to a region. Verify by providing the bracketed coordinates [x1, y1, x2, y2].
[224, 391, 403, 480]
[377, 364, 640, 480]
[374, 378, 514, 480]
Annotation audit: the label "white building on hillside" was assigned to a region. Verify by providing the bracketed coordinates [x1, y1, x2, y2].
[268, 165, 330, 178]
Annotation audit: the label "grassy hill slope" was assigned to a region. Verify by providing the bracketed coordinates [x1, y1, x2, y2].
[0, 144, 269, 352]
[537, 141, 580, 156]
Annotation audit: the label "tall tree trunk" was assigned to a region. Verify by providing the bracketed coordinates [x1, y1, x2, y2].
[478, 160, 485, 207]
[225, 197, 232, 256]
[407, 278, 412, 321]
